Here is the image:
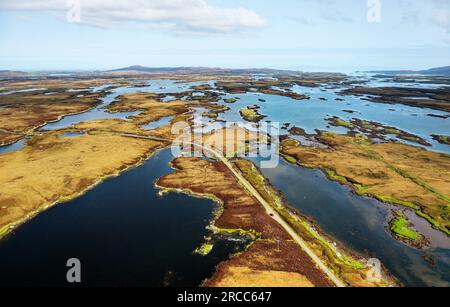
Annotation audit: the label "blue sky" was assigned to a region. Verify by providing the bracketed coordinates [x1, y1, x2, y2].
[0, 0, 449, 72]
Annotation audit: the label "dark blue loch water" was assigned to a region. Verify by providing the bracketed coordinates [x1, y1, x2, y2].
[0, 149, 235, 287]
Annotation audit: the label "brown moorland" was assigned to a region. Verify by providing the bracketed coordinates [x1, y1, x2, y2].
[0, 90, 104, 145]
[340, 86, 450, 112]
[0, 77, 142, 93]
[326, 116, 431, 147]
[108, 92, 227, 128]
[156, 157, 333, 287]
[0, 77, 145, 145]
[280, 133, 450, 235]
[215, 80, 310, 100]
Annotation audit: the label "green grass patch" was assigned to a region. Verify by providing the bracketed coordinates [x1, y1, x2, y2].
[275, 207, 365, 270]
[194, 243, 214, 256]
[385, 128, 401, 135]
[239, 107, 262, 122]
[212, 226, 259, 239]
[202, 111, 219, 119]
[354, 184, 370, 196]
[432, 135, 450, 145]
[390, 214, 418, 240]
[359, 120, 377, 130]
[438, 135, 450, 144]
[321, 131, 337, 137]
[402, 135, 420, 143]
[0, 225, 12, 239]
[335, 118, 352, 128]
[281, 154, 297, 164]
[325, 169, 349, 184]
[375, 195, 420, 210]
[416, 210, 450, 236]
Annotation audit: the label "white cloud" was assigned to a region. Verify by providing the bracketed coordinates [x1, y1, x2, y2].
[0, 0, 266, 33]
[431, 0, 450, 32]
[433, 9, 450, 32]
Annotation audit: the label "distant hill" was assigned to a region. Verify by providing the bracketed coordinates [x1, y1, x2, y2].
[0, 70, 28, 78]
[106, 65, 296, 75]
[109, 65, 194, 73]
[369, 66, 450, 76]
[421, 66, 450, 75]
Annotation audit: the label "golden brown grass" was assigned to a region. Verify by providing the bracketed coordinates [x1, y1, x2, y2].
[281, 134, 450, 234]
[0, 91, 103, 144]
[0, 78, 157, 145]
[0, 119, 164, 237]
[175, 126, 269, 158]
[0, 77, 139, 93]
[211, 266, 314, 287]
[108, 92, 223, 126]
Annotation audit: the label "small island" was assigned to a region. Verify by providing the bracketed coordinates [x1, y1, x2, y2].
[431, 135, 450, 145]
[239, 106, 267, 122]
[390, 212, 428, 249]
[223, 97, 238, 103]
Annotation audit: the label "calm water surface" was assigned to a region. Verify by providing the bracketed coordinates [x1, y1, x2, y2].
[217, 85, 450, 153]
[253, 157, 450, 287]
[0, 149, 237, 286]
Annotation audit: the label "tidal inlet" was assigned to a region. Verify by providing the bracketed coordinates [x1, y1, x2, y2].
[0, 0, 449, 293]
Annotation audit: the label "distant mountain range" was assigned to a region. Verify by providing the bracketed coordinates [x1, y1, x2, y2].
[369, 66, 450, 76]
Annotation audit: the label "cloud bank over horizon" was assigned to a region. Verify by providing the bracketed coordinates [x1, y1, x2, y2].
[0, 0, 266, 33]
[1, 0, 449, 71]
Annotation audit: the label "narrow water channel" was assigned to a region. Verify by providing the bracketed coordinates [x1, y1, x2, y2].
[255, 157, 450, 287]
